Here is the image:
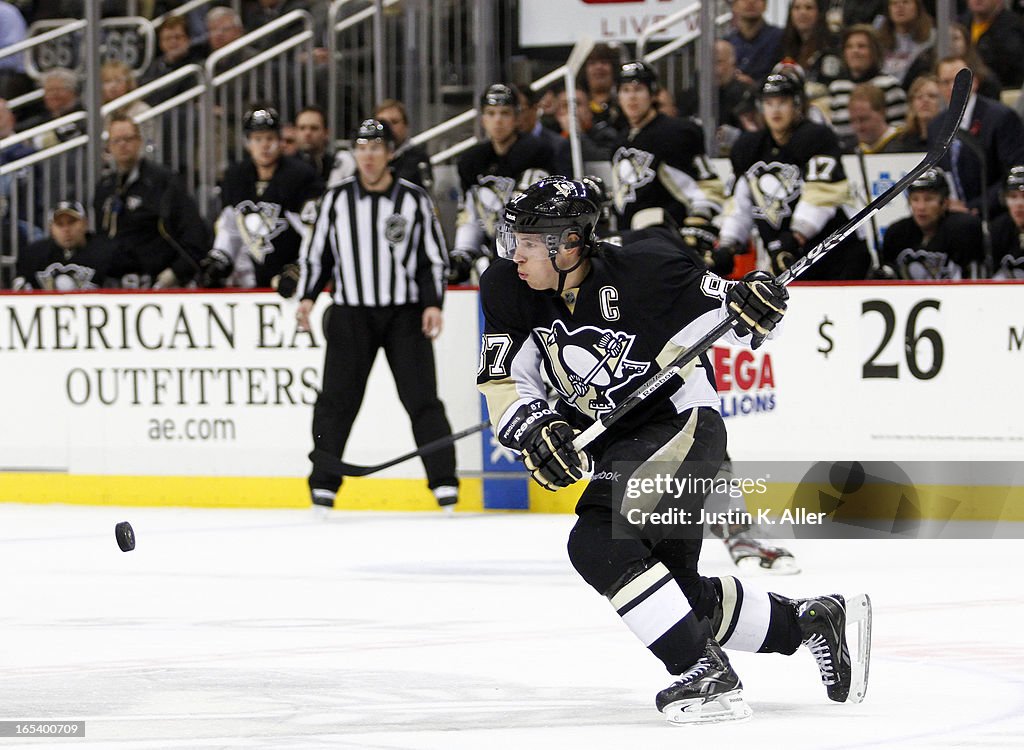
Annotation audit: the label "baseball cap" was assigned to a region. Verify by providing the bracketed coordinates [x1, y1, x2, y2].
[52, 200, 86, 220]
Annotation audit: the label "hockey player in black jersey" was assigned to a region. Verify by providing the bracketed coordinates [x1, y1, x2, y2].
[478, 177, 871, 724]
[877, 167, 984, 279]
[199, 106, 324, 293]
[718, 64, 871, 280]
[989, 165, 1024, 279]
[449, 83, 556, 284]
[610, 61, 725, 254]
[13, 200, 112, 290]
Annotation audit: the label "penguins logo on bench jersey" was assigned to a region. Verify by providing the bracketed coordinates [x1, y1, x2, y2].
[746, 161, 802, 229]
[611, 147, 656, 213]
[235, 200, 288, 262]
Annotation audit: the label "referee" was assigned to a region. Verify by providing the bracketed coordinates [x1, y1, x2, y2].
[296, 119, 459, 510]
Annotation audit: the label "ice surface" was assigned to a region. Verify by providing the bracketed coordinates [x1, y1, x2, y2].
[1, 505, 1022, 749]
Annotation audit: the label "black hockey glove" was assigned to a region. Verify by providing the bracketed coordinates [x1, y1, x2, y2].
[197, 249, 232, 288]
[679, 217, 718, 261]
[705, 242, 739, 276]
[500, 400, 591, 491]
[448, 249, 475, 285]
[727, 270, 789, 349]
[274, 263, 301, 298]
[522, 420, 592, 491]
[766, 232, 801, 275]
[869, 264, 898, 280]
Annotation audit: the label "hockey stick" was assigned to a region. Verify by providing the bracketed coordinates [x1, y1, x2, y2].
[572, 67, 974, 453]
[309, 420, 490, 478]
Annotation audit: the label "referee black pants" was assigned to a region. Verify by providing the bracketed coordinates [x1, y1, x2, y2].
[309, 304, 458, 495]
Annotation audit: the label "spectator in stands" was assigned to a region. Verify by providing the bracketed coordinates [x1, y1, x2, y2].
[555, 85, 618, 163]
[990, 165, 1024, 278]
[101, 60, 155, 145]
[93, 113, 209, 289]
[878, 0, 935, 89]
[448, 83, 556, 283]
[293, 105, 334, 184]
[281, 122, 300, 156]
[578, 42, 624, 131]
[830, 0, 886, 30]
[1, 97, 42, 284]
[16, 68, 84, 149]
[12, 200, 113, 290]
[849, 83, 903, 153]
[0, 0, 31, 99]
[141, 15, 204, 91]
[206, 5, 246, 52]
[677, 40, 760, 156]
[931, 55, 1024, 217]
[536, 85, 561, 132]
[517, 85, 571, 176]
[780, 0, 842, 93]
[0, 97, 31, 163]
[905, 22, 1003, 99]
[961, 0, 1024, 89]
[877, 167, 985, 278]
[828, 25, 907, 152]
[889, 73, 941, 151]
[725, 0, 784, 86]
[374, 98, 434, 190]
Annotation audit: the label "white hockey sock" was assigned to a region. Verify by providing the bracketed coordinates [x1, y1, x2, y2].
[713, 576, 771, 652]
[609, 561, 693, 647]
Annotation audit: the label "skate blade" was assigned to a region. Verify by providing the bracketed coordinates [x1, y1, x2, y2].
[311, 504, 332, 521]
[662, 689, 753, 725]
[845, 593, 872, 704]
[735, 555, 802, 576]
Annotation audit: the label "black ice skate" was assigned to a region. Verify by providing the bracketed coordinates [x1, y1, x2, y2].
[796, 594, 872, 704]
[656, 639, 752, 725]
[725, 536, 800, 575]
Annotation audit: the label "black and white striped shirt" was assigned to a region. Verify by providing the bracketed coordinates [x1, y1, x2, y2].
[299, 175, 449, 307]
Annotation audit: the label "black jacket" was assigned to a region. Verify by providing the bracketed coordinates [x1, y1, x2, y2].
[93, 158, 210, 285]
[13, 234, 113, 290]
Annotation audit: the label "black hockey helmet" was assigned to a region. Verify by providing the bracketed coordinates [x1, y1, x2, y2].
[908, 167, 950, 198]
[760, 61, 806, 112]
[497, 176, 600, 260]
[1004, 165, 1024, 194]
[243, 106, 281, 135]
[617, 60, 659, 93]
[480, 83, 519, 111]
[353, 118, 395, 147]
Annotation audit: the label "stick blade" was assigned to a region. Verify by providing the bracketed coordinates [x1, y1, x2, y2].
[930, 67, 973, 157]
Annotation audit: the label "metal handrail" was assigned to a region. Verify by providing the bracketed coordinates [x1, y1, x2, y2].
[0, 133, 89, 177]
[0, 19, 87, 61]
[100, 63, 204, 118]
[326, 0, 401, 142]
[409, 109, 478, 149]
[636, 3, 701, 59]
[209, 31, 313, 87]
[7, 89, 43, 113]
[0, 110, 87, 154]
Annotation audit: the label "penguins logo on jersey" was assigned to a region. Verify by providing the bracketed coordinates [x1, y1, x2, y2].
[896, 247, 957, 279]
[536, 320, 648, 416]
[235, 200, 288, 263]
[996, 253, 1024, 279]
[745, 160, 802, 229]
[611, 147, 656, 212]
[35, 262, 96, 291]
[384, 214, 408, 244]
[471, 175, 517, 237]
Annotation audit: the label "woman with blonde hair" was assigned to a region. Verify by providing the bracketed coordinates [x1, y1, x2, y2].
[101, 60, 155, 145]
[889, 74, 940, 152]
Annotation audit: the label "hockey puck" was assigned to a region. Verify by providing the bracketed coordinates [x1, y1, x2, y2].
[115, 521, 135, 552]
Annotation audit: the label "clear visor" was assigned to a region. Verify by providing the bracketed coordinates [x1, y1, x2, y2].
[495, 223, 576, 260]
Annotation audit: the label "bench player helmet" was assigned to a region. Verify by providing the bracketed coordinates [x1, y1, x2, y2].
[618, 60, 659, 93]
[1004, 165, 1024, 194]
[908, 167, 950, 198]
[760, 62, 807, 115]
[243, 106, 281, 135]
[480, 83, 519, 110]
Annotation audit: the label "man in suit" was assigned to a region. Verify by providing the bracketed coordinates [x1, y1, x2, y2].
[930, 56, 1024, 218]
[961, 0, 1024, 89]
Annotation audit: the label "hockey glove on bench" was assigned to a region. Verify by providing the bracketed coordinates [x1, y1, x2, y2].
[727, 270, 788, 349]
[501, 401, 591, 490]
